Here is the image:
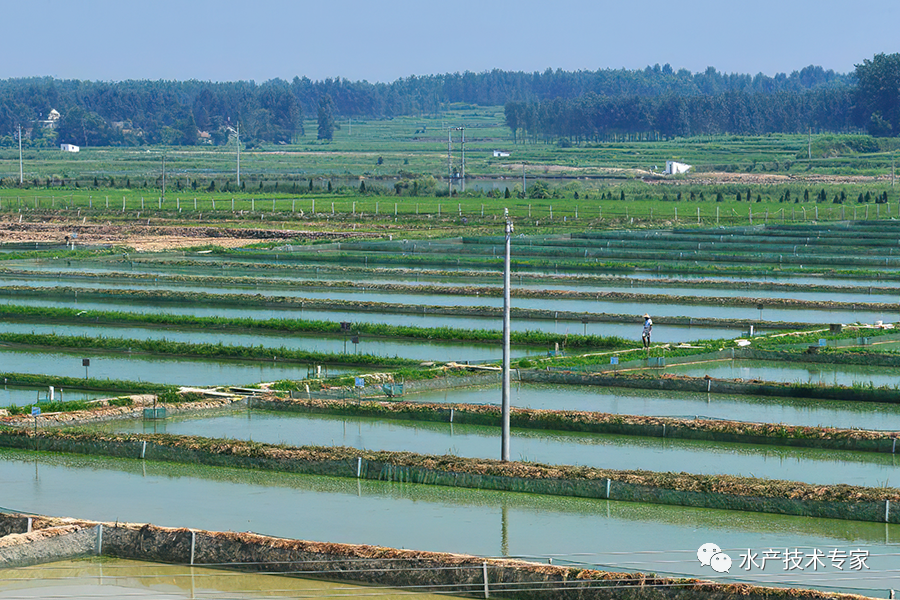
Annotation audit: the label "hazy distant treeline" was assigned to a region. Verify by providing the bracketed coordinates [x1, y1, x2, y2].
[504, 88, 856, 142]
[0, 62, 874, 146]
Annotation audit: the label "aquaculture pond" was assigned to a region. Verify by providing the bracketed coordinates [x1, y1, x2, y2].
[90, 409, 900, 487]
[0, 558, 460, 600]
[660, 358, 900, 388]
[1, 279, 895, 324]
[2, 267, 897, 303]
[0, 321, 532, 363]
[0, 348, 347, 387]
[3, 296, 744, 342]
[407, 383, 900, 431]
[17, 255, 900, 290]
[0, 448, 894, 597]
[0, 384, 112, 408]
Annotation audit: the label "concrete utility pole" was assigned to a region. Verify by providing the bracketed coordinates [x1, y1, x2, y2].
[460, 126, 465, 193]
[18, 125, 23, 184]
[447, 127, 452, 196]
[236, 123, 241, 188]
[501, 207, 513, 461]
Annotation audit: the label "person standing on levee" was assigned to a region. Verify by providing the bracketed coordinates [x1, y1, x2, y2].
[641, 314, 652, 348]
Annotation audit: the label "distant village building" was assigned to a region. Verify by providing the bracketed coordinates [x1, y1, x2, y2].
[60, 143, 80, 152]
[665, 160, 691, 175]
[493, 150, 511, 158]
[35, 109, 61, 131]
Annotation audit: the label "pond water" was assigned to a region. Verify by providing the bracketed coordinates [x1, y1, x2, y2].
[90, 409, 900, 487]
[411, 383, 900, 431]
[661, 358, 900, 388]
[0, 321, 531, 364]
[0, 348, 346, 387]
[1, 277, 895, 321]
[0, 448, 895, 597]
[1, 296, 747, 343]
[0, 557, 458, 600]
[2, 267, 897, 304]
[0, 384, 112, 408]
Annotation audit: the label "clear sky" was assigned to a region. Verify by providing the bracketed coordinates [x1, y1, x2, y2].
[6, 0, 898, 83]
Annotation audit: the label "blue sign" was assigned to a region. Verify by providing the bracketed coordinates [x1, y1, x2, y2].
[610, 356, 619, 365]
[818, 339, 827, 347]
[31, 407, 41, 416]
[355, 377, 365, 388]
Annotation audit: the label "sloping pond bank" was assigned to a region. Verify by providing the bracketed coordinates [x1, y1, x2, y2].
[0, 513, 862, 600]
[0, 430, 896, 525]
[251, 397, 900, 454]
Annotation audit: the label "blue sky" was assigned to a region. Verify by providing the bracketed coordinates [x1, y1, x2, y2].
[6, 0, 898, 83]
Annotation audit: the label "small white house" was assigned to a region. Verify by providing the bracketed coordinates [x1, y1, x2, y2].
[60, 144, 80, 152]
[493, 150, 511, 158]
[665, 160, 691, 175]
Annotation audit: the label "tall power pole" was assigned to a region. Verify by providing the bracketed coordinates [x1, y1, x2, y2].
[501, 207, 513, 461]
[447, 127, 452, 196]
[236, 124, 241, 188]
[18, 124, 23, 184]
[460, 126, 465, 193]
[522, 162, 526, 196]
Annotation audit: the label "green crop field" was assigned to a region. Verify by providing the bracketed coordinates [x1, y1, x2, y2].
[2, 107, 900, 185]
[0, 107, 898, 237]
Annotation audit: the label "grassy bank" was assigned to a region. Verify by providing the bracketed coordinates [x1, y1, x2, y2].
[0, 429, 895, 523]
[255, 397, 900, 453]
[0, 303, 631, 350]
[0, 332, 419, 368]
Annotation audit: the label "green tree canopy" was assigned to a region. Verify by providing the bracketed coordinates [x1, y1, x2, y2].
[855, 53, 900, 136]
[317, 94, 335, 141]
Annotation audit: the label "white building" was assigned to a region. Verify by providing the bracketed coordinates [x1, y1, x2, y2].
[665, 160, 691, 175]
[493, 150, 511, 158]
[60, 144, 80, 152]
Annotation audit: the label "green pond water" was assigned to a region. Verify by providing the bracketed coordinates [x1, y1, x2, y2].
[0, 385, 112, 408]
[0, 269, 892, 304]
[1, 295, 745, 342]
[0, 348, 347, 387]
[661, 358, 900, 388]
[15, 257, 900, 289]
[409, 383, 900, 431]
[89, 409, 900, 487]
[0, 321, 532, 364]
[0, 557, 459, 600]
[1, 277, 895, 324]
[0, 448, 895, 597]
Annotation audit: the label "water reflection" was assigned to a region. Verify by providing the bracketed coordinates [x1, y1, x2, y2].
[0, 448, 897, 596]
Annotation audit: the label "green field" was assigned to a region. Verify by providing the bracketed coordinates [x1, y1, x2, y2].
[2, 108, 900, 185]
[0, 108, 898, 237]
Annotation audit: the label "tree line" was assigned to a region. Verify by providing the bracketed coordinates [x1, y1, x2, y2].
[504, 88, 857, 142]
[3, 55, 900, 147]
[505, 54, 900, 141]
